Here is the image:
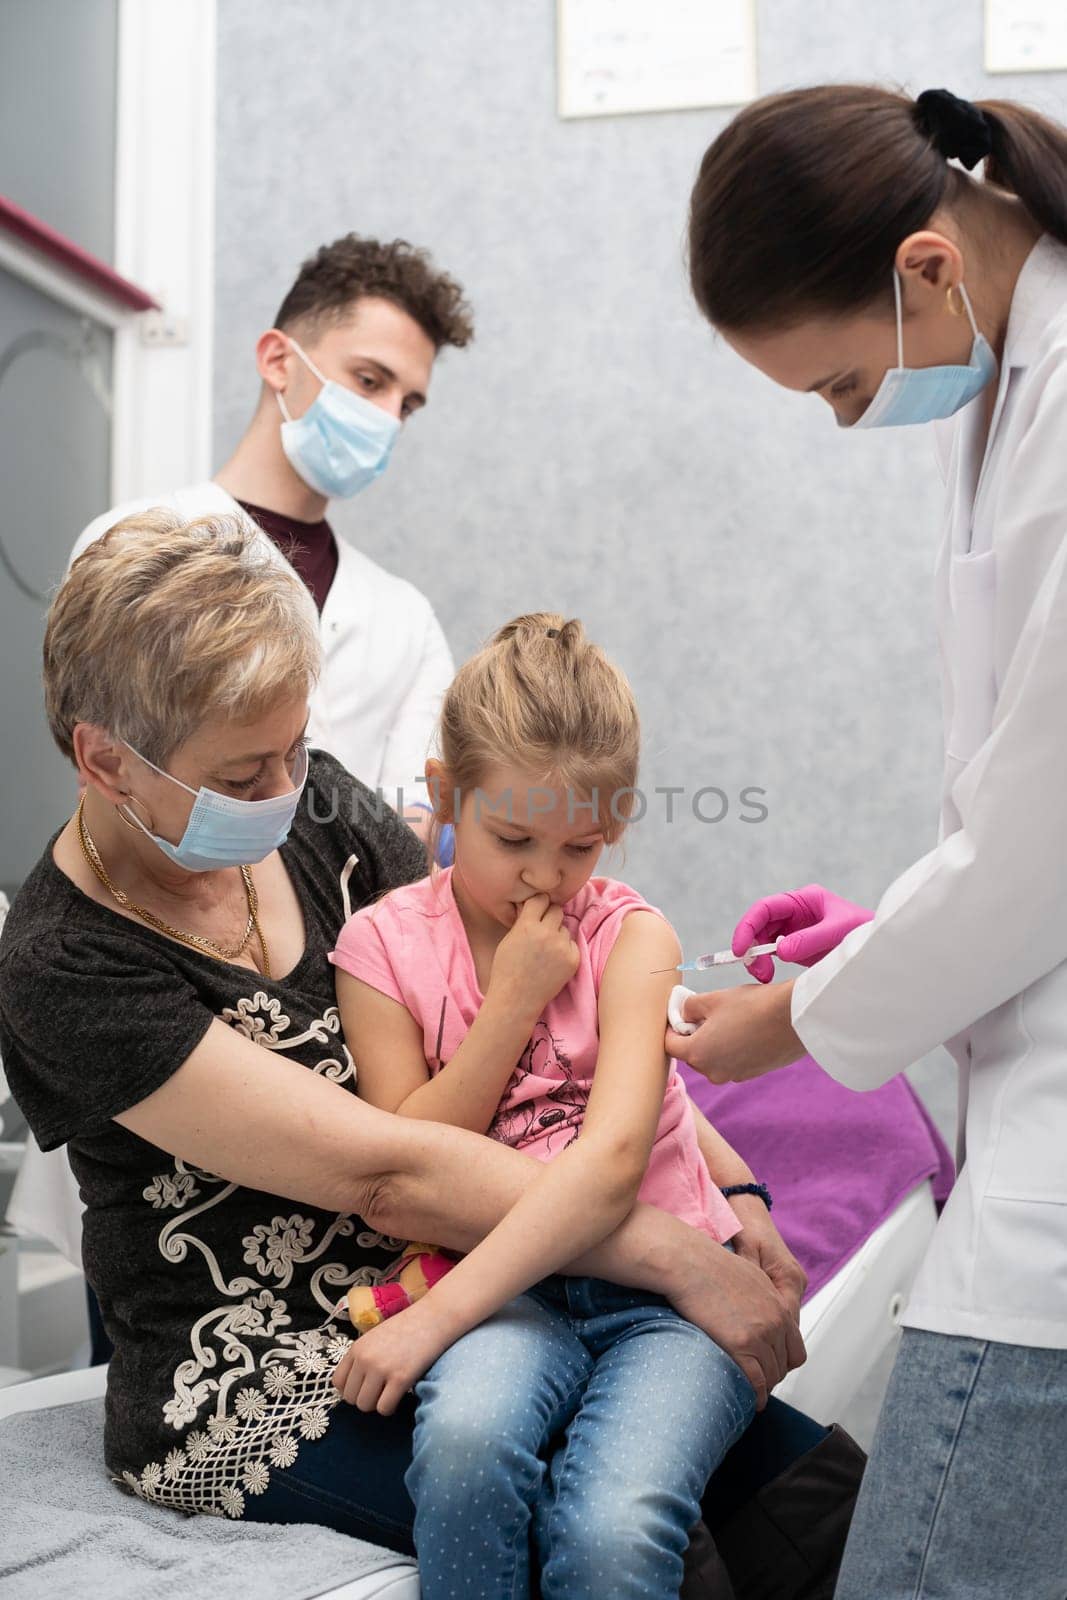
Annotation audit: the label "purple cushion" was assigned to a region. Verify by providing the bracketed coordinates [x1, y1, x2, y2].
[681, 1056, 954, 1301]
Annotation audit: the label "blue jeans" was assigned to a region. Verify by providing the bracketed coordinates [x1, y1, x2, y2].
[242, 1387, 420, 1554]
[243, 1351, 824, 1561]
[407, 1276, 757, 1599]
[836, 1328, 1067, 1599]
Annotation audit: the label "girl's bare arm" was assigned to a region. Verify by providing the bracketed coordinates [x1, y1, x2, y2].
[338, 969, 538, 1133]
[378, 912, 681, 1337]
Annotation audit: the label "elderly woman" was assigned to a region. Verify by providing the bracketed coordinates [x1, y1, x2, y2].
[0, 513, 859, 1587]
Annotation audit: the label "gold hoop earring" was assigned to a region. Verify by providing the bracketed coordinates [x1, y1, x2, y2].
[946, 284, 965, 317]
[117, 793, 154, 833]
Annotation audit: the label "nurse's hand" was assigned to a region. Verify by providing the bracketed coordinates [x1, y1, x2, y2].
[733, 884, 872, 983]
[666, 981, 804, 1083]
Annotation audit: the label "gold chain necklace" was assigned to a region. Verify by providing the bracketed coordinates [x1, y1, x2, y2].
[76, 795, 272, 977]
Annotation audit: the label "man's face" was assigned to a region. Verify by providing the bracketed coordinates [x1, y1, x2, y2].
[283, 295, 437, 424]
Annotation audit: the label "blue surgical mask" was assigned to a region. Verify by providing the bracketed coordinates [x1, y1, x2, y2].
[121, 741, 309, 873]
[277, 339, 400, 498]
[851, 271, 997, 430]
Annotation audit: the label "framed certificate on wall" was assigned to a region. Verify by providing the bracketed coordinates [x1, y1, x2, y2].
[557, 0, 758, 119]
[985, 0, 1067, 73]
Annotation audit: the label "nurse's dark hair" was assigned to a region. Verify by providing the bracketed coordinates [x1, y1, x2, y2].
[274, 233, 474, 350]
[688, 85, 1067, 332]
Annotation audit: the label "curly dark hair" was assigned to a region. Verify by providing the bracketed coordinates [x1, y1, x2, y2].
[273, 233, 474, 350]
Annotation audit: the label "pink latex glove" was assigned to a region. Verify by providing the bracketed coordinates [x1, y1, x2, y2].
[732, 884, 873, 983]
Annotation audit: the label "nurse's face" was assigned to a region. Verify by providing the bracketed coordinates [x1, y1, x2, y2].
[722, 280, 977, 429]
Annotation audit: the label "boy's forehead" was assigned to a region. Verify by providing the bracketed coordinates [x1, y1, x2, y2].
[318, 296, 433, 357]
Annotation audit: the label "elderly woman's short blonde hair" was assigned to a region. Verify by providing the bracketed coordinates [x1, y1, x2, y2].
[44, 510, 322, 766]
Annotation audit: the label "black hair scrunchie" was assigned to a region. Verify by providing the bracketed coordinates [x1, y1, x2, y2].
[915, 87, 993, 171]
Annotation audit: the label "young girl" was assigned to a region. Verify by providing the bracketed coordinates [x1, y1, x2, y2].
[329, 615, 774, 1599]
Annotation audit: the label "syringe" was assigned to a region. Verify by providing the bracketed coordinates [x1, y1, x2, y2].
[653, 939, 782, 974]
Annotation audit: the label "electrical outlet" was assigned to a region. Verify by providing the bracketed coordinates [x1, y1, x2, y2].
[139, 309, 190, 347]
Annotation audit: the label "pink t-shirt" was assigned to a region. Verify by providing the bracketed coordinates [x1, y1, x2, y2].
[329, 870, 740, 1245]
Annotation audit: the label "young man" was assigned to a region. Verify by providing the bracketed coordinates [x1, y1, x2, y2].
[72, 234, 473, 808]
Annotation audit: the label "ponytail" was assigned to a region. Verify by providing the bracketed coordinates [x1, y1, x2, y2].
[489, 611, 584, 654]
[688, 84, 1067, 333]
[978, 98, 1067, 246]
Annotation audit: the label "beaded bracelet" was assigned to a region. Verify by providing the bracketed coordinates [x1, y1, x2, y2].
[721, 1182, 773, 1212]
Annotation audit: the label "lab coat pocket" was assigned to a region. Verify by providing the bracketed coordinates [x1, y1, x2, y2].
[974, 1196, 1067, 1335]
[946, 550, 997, 764]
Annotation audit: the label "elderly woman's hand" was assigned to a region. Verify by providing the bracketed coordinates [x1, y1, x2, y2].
[665, 1227, 805, 1411]
[727, 1193, 807, 1323]
[666, 980, 805, 1084]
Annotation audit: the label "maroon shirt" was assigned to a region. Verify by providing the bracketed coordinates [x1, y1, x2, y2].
[237, 500, 338, 614]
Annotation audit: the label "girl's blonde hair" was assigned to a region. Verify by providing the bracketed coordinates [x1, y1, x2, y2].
[44, 509, 321, 767]
[435, 612, 640, 849]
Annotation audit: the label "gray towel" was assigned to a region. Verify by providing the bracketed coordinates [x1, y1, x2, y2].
[0, 1398, 417, 1600]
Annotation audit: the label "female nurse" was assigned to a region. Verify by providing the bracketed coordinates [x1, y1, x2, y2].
[669, 86, 1067, 1599]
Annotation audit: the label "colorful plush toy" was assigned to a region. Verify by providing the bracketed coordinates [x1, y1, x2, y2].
[346, 1242, 457, 1333]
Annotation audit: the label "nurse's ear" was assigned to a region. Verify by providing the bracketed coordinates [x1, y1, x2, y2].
[895, 228, 966, 307]
[424, 758, 456, 823]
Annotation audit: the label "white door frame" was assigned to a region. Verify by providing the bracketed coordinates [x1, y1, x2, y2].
[111, 0, 216, 502]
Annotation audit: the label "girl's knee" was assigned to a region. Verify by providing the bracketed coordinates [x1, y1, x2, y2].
[410, 1381, 550, 1519]
[413, 1387, 528, 1465]
[543, 1494, 686, 1595]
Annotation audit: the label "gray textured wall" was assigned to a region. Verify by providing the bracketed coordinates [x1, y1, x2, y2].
[214, 0, 1067, 1136]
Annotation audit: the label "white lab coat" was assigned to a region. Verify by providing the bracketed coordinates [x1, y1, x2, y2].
[792, 235, 1067, 1349]
[71, 482, 454, 800]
